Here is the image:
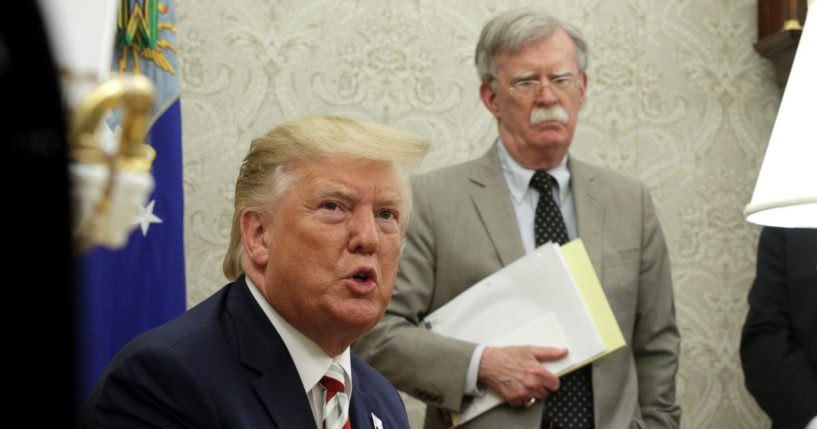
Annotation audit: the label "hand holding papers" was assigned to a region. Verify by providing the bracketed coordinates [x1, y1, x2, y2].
[423, 239, 625, 426]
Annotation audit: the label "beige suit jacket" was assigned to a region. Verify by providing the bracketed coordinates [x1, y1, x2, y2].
[354, 146, 681, 429]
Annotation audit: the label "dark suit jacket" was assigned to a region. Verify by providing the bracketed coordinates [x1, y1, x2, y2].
[740, 227, 817, 429]
[81, 277, 410, 428]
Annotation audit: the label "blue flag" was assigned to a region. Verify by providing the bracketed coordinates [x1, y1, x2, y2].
[76, 0, 185, 401]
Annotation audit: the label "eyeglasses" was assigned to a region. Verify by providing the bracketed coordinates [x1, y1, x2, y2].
[505, 74, 579, 99]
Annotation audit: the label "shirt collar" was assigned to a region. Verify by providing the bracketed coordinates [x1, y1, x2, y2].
[245, 276, 353, 395]
[496, 139, 571, 203]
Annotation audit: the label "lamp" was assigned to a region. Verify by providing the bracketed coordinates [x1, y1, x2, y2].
[745, 0, 817, 228]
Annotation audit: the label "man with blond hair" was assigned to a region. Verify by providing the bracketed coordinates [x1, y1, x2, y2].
[355, 9, 680, 429]
[82, 116, 428, 428]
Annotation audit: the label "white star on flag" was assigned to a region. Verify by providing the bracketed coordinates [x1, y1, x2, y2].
[135, 199, 163, 236]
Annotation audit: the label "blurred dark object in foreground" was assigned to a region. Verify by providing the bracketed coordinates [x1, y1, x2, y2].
[1, 2, 75, 425]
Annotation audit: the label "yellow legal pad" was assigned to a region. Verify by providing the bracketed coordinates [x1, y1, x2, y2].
[561, 239, 626, 366]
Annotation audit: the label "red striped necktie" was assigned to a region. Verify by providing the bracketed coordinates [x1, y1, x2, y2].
[320, 362, 351, 429]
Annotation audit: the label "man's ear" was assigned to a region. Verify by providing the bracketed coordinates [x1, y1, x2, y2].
[480, 81, 500, 117]
[577, 72, 588, 106]
[241, 209, 269, 267]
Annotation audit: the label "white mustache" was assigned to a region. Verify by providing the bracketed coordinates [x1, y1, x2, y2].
[530, 107, 569, 126]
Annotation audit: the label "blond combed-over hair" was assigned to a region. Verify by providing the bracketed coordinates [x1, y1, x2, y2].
[222, 115, 428, 281]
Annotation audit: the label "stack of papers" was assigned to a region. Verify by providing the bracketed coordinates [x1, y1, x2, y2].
[423, 239, 625, 426]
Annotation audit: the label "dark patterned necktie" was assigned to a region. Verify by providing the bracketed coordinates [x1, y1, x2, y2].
[529, 171, 594, 429]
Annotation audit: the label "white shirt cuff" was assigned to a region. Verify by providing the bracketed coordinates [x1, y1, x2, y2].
[464, 344, 487, 396]
[805, 415, 817, 429]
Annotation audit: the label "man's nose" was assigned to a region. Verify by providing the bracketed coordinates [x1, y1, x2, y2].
[348, 210, 379, 254]
[534, 84, 560, 104]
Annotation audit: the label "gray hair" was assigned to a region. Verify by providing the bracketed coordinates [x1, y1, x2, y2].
[475, 8, 589, 83]
[222, 115, 429, 281]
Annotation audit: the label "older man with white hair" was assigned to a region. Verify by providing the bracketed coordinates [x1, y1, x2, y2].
[355, 8, 681, 429]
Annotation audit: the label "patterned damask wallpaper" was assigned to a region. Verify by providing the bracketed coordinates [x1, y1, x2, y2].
[176, 0, 780, 427]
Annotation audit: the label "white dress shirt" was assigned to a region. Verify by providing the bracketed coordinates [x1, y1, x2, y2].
[464, 140, 577, 395]
[246, 277, 353, 429]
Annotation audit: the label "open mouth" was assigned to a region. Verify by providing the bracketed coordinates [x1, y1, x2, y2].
[350, 267, 377, 283]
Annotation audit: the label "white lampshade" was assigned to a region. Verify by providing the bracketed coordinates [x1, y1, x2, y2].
[745, 0, 817, 228]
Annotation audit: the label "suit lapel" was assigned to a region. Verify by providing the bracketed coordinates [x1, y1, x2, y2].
[251, 373, 315, 429]
[349, 368, 373, 429]
[570, 157, 603, 274]
[569, 157, 606, 426]
[469, 146, 526, 266]
[226, 278, 316, 429]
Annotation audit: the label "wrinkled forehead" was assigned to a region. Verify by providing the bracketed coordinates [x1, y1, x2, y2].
[495, 34, 580, 75]
[287, 156, 407, 200]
